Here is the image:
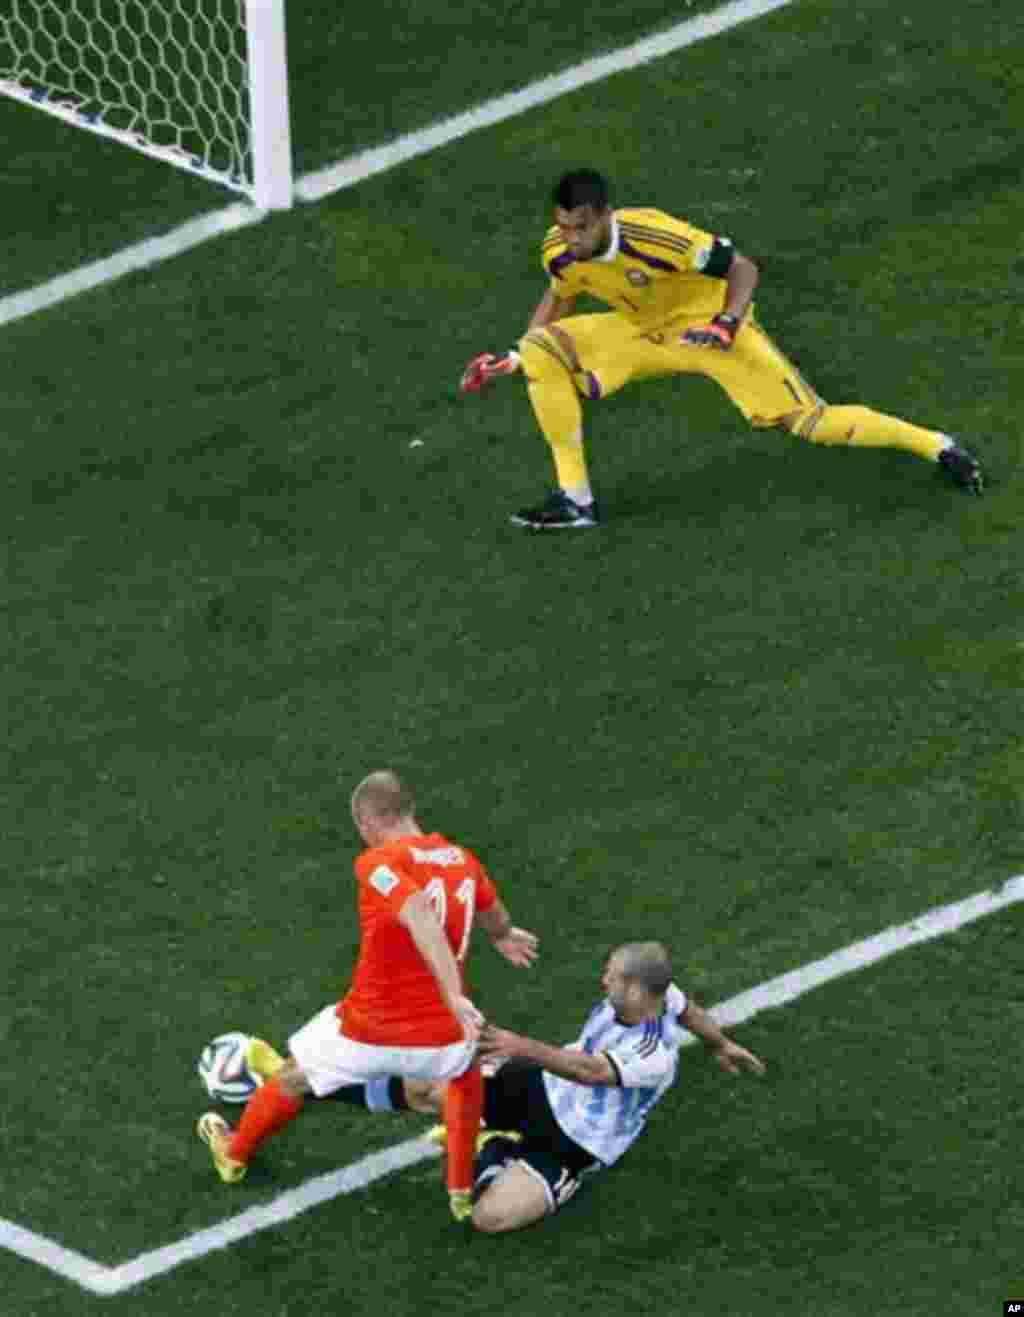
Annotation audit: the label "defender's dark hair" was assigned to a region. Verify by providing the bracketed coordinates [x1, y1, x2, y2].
[552, 169, 611, 212]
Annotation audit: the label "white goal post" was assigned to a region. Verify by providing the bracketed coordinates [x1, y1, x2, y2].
[0, 0, 293, 209]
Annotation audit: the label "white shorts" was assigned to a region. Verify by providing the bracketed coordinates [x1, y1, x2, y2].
[288, 1005, 476, 1099]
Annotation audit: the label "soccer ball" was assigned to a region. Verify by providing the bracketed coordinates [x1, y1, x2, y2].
[197, 1031, 259, 1103]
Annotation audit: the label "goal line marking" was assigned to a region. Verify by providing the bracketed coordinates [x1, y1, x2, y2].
[3, 874, 1022, 1295]
[0, 203, 263, 329]
[0, 0, 792, 329]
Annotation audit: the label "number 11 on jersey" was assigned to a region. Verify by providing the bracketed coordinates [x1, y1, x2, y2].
[424, 876, 477, 961]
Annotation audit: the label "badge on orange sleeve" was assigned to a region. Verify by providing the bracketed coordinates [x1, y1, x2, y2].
[369, 865, 400, 896]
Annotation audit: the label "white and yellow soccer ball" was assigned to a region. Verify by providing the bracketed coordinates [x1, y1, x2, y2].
[197, 1031, 259, 1103]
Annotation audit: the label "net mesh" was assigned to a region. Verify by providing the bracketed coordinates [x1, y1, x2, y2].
[0, 0, 251, 191]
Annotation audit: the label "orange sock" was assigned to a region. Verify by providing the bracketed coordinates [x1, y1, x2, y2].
[443, 1066, 484, 1194]
[228, 1077, 304, 1163]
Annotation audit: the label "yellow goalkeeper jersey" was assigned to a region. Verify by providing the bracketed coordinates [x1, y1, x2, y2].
[542, 207, 732, 331]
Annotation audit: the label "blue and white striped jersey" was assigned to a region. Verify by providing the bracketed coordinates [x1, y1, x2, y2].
[542, 983, 689, 1166]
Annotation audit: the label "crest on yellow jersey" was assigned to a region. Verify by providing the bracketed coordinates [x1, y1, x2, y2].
[626, 268, 651, 287]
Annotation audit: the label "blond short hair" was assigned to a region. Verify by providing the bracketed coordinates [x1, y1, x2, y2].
[350, 770, 416, 825]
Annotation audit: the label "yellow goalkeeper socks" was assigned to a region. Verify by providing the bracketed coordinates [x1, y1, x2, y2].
[799, 405, 946, 461]
[520, 334, 592, 495]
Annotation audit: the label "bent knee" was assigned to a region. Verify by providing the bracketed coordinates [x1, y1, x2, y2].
[519, 331, 600, 399]
[546, 323, 580, 371]
[471, 1201, 519, 1233]
[780, 402, 827, 440]
[470, 1164, 549, 1233]
[519, 329, 572, 375]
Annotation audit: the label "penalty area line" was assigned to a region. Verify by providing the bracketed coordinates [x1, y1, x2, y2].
[0, 1135, 441, 1297]
[2, 874, 1023, 1294]
[95, 1135, 439, 1296]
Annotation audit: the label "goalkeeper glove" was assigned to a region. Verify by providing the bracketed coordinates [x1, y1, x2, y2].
[460, 351, 521, 394]
[682, 313, 741, 350]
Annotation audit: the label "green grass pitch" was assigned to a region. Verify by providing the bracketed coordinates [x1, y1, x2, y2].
[2, 0, 1022, 1313]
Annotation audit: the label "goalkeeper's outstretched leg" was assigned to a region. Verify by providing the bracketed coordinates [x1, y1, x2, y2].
[782, 403, 984, 494]
[704, 320, 986, 494]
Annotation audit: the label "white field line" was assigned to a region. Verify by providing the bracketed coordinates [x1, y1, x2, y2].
[0, 0, 793, 329]
[0, 0, 1007, 1291]
[295, 0, 794, 203]
[0, 204, 264, 329]
[2, 874, 1022, 1295]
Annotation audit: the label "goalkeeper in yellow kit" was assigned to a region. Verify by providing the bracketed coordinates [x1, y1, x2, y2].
[461, 168, 983, 528]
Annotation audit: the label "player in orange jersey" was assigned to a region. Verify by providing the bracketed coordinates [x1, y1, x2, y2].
[197, 770, 538, 1221]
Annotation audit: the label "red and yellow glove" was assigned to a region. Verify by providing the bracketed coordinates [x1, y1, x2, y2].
[681, 313, 741, 350]
[460, 350, 521, 394]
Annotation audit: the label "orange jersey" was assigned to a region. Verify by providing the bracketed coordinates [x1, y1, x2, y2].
[337, 832, 497, 1046]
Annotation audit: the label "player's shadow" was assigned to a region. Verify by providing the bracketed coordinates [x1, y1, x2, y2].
[602, 441, 925, 527]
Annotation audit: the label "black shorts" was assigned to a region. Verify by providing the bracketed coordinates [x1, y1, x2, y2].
[479, 1060, 601, 1213]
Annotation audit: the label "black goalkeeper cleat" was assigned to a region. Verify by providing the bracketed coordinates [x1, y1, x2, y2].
[510, 490, 601, 529]
[938, 442, 984, 495]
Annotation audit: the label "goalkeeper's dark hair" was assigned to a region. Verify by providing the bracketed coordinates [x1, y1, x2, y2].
[552, 168, 611, 212]
[616, 941, 673, 997]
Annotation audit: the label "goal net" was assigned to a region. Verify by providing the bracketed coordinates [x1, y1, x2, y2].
[0, 0, 292, 208]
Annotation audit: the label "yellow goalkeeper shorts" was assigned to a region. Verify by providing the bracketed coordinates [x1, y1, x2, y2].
[542, 310, 821, 427]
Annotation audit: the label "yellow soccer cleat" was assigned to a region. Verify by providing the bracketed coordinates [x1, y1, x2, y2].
[449, 1189, 473, 1223]
[476, 1128, 522, 1153]
[245, 1037, 286, 1083]
[196, 1112, 247, 1183]
[426, 1124, 523, 1154]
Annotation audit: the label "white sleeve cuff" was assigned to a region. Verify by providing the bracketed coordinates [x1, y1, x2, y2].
[665, 981, 688, 1016]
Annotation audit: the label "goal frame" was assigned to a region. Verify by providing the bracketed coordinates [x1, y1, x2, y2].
[245, 0, 291, 209]
[0, 0, 293, 210]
